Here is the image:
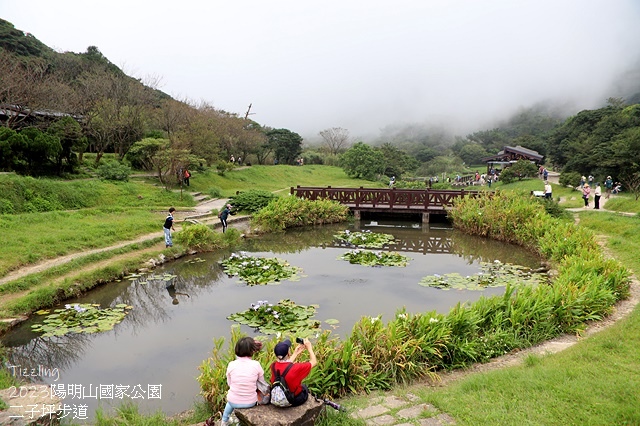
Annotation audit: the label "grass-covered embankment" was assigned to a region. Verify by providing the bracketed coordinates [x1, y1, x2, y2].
[414, 208, 640, 426]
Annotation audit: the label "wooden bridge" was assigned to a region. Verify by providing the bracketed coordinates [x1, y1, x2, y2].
[290, 186, 483, 222]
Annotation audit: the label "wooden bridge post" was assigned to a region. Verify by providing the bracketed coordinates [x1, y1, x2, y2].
[353, 210, 361, 221]
[422, 212, 430, 224]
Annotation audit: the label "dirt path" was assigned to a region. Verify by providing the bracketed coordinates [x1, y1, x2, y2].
[0, 196, 233, 288]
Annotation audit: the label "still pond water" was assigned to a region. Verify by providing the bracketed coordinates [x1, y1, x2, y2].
[2, 220, 542, 420]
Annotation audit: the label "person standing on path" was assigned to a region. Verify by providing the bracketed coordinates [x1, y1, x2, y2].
[218, 204, 232, 233]
[594, 183, 602, 209]
[582, 184, 591, 208]
[163, 207, 176, 247]
[544, 181, 552, 199]
[183, 169, 190, 186]
[605, 176, 613, 199]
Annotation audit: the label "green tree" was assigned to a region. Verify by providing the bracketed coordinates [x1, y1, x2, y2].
[266, 128, 303, 165]
[126, 138, 167, 171]
[377, 143, 419, 178]
[340, 142, 385, 180]
[48, 116, 86, 174]
[458, 143, 489, 166]
[499, 159, 538, 184]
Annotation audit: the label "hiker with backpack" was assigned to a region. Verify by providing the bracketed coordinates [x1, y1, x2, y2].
[270, 338, 317, 407]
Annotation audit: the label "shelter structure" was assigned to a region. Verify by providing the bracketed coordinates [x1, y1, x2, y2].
[482, 145, 543, 174]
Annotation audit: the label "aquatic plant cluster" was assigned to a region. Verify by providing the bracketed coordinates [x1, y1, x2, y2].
[31, 303, 132, 337]
[227, 299, 320, 336]
[199, 192, 630, 412]
[340, 248, 410, 267]
[334, 230, 396, 248]
[220, 252, 303, 285]
[419, 260, 548, 290]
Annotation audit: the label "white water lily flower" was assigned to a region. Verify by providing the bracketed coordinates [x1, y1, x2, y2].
[65, 304, 72, 309]
[263, 265, 270, 270]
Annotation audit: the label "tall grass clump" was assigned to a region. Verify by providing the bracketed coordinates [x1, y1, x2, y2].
[251, 196, 349, 232]
[174, 224, 242, 251]
[198, 190, 632, 413]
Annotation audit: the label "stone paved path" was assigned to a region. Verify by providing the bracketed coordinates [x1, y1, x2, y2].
[351, 394, 456, 425]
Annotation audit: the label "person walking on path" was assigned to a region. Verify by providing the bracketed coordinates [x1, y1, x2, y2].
[163, 207, 176, 247]
[582, 184, 591, 208]
[218, 204, 232, 233]
[594, 183, 602, 209]
[605, 176, 613, 199]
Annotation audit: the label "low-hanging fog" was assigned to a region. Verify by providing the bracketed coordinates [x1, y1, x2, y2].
[3, 0, 640, 141]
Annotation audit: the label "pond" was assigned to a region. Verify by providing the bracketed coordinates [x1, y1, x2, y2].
[1, 219, 543, 421]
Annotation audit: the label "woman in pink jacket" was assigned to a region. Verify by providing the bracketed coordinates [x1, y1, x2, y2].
[582, 184, 591, 208]
[220, 337, 269, 426]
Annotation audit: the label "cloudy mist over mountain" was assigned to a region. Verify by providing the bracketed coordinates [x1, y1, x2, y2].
[2, 0, 640, 140]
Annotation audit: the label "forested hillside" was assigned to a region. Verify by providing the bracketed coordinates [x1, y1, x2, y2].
[1, 17, 639, 189]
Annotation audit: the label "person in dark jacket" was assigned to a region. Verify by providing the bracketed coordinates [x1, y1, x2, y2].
[163, 207, 176, 247]
[218, 204, 232, 233]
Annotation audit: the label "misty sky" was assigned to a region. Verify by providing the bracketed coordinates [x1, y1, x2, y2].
[2, 1, 640, 140]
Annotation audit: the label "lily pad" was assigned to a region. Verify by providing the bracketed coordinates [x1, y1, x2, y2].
[31, 303, 133, 337]
[227, 299, 320, 336]
[334, 230, 397, 248]
[339, 249, 409, 267]
[419, 261, 549, 290]
[220, 252, 303, 286]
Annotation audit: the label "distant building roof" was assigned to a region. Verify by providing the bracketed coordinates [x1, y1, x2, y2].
[483, 145, 543, 163]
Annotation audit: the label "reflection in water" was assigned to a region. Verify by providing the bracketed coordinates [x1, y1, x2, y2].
[1, 220, 542, 420]
[166, 283, 190, 305]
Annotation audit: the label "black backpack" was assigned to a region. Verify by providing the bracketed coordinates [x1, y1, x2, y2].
[270, 362, 295, 407]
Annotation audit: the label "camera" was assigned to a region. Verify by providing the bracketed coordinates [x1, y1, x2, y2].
[295, 337, 304, 344]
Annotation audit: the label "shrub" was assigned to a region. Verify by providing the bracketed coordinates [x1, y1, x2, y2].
[251, 196, 349, 232]
[96, 161, 131, 182]
[229, 190, 278, 213]
[174, 224, 241, 251]
[559, 171, 581, 188]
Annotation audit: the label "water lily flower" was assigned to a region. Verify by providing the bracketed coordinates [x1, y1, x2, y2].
[263, 265, 270, 270]
[65, 304, 72, 309]
[429, 317, 439, 323]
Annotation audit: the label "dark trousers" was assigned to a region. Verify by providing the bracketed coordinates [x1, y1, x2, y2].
[291, 385, 309, 407]
[594, 195, 600, 209]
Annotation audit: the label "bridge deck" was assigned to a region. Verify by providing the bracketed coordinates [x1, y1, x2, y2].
[291, 186, 482, 214]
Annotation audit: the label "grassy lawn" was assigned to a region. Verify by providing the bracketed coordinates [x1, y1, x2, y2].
[2, 168, 639, 425]
[180, 164, 385, 196]
[0, 166, 375, 278]
[406, 211, 640, 425]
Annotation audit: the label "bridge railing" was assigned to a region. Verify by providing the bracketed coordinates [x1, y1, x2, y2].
[290, 186, 483, 210]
